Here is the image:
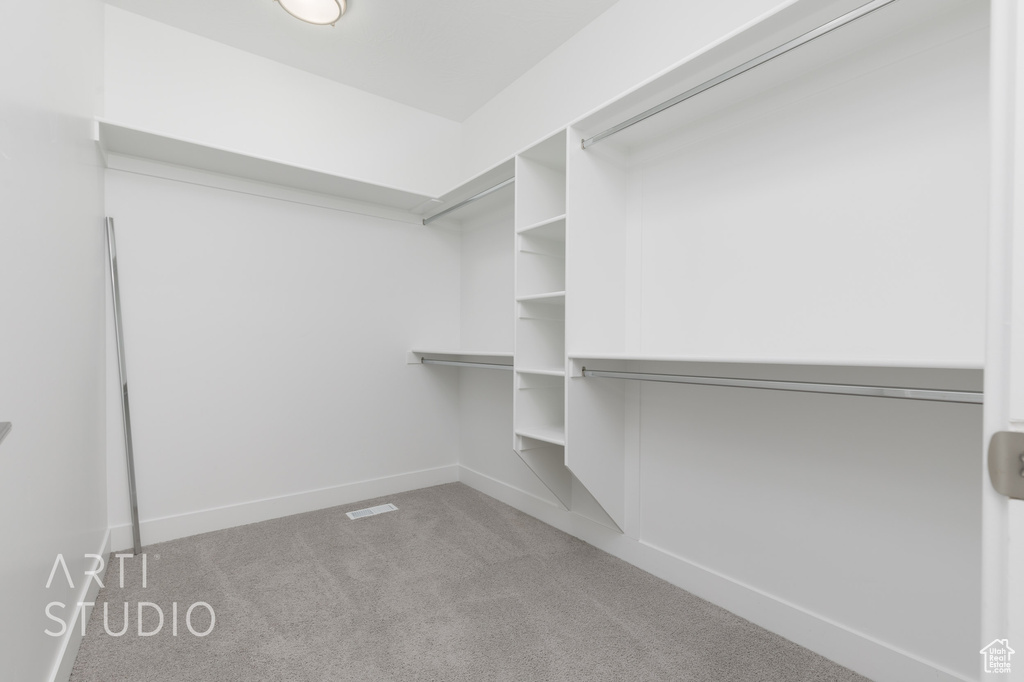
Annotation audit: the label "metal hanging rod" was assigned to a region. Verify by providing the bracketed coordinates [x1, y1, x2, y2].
[422, 177, 515, 226]
[107, 218, 144, 556]
[0, 422, 11, 447]
[581, 368, 983, 404]
[422, 358, 514, 371]
[581, 0, 899, 149]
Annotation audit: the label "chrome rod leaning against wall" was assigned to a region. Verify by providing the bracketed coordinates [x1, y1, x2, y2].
[421, 358, 514, 371]
[106, 218, 143, 556]
[422, 177, 515, 226]
[581, 368, 983, 404]
[581, 0, 900, 149]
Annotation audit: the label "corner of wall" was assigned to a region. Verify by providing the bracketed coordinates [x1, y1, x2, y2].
[457, 0, 791, 178]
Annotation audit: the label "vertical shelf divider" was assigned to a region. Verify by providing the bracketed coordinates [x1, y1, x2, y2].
[564, 123, 629, 532]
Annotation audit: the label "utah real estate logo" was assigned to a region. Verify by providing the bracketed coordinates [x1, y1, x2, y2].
[980, 639, 1015, 675]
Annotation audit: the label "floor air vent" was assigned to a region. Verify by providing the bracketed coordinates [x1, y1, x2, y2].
[346, 503, 398, 520]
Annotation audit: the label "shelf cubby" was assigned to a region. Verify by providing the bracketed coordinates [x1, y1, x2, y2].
[514, 370, 566, 448]
[515, 370, 564, 411]
[516, 298, 565, 374]
[517, 228, 566, 297]
[515, 137, 567, 229]
[514, 441, 572, 507]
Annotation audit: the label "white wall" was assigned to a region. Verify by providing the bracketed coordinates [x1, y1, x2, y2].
[634, 13, 987, 367]
[458, 199, 516, 353]
[638, 376, 981, 679]
[460, 0, 790, 178]
[104, 170, 462, 548]
[0, 0, 108, 680]
[104, 6, 463, 198]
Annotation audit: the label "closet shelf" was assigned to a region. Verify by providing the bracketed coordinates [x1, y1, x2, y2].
[414, 349, 513, 358]
[422, 158, 516, 226]
[516, 291, 566, 303]
[571, 0, 964, 157]
[516, 214, 567, 235]
[516, 368, 566, 377]
[567, 353, 983, 371]
[409, 349, 514, 366]
[515, 425, 566, 447]
[96, 120, 433, 213]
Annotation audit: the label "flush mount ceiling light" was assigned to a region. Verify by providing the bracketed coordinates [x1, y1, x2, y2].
[275, 0, 346, 26]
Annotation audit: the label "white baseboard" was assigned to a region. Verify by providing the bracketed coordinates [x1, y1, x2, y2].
[457, 465, 972, 682]
[110, 464, 459, 552]
[48, 529, 110, 682]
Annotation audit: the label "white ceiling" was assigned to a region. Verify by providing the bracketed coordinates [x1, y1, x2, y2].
[104, 0, 621, 122]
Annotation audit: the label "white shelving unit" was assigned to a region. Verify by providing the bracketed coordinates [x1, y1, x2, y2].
[564, 0, 988, 488]
[557, 0, 988, 676]
[513, 131, 571, 506]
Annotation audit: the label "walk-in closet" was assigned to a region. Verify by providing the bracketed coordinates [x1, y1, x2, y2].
[4, 0, 1023, 680]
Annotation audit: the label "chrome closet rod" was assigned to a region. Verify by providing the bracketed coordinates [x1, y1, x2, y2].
[422, 177, 515, 226]
[581, 368, 983, 404]
[0, 422, 11, 446]
[421, 358, 514, 371]
[581, 0, 900, 149]
[107, 218, 143, 556]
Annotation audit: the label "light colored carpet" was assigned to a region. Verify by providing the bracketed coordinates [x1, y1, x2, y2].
[70, 482, 870, 681]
